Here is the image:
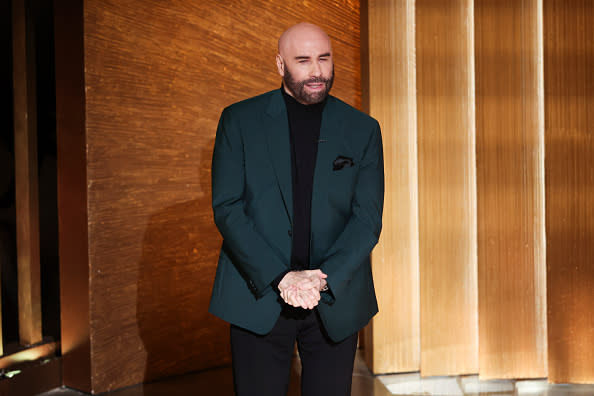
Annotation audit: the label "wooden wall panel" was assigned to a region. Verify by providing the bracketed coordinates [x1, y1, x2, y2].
[56, 0, 362, 393]
[416, 0, 478, 376]
[12, 0, 42, 346]
[54, 0, 92, 391]
[475, 0, 547, 379]
[543, 0, 594, 384]
[363, 0, 420, 374]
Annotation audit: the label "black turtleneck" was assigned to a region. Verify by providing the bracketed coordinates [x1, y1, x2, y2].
[273, 87, 326, 286]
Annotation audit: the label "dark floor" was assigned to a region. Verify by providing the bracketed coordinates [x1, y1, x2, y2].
[36, 352, 392, 396]
[35, 352, 594, 396]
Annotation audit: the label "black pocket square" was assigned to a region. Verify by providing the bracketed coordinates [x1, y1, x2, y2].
[333, 156, 354, 171]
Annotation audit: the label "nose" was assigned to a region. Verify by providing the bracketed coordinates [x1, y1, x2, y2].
[310, 61, 322, 77]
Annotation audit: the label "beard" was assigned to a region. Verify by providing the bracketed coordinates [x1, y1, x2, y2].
[283, 65, 334, 105]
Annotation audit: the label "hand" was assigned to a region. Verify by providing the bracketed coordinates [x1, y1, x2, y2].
[278, 270, 328, 309]
[283, 287, 319, 310]
[319, 277, 328, 291]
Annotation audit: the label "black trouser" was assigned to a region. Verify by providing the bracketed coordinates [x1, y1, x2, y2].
[230, 307, 358, 396]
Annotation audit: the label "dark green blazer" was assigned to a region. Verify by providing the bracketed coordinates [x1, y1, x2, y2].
[209, 89, 384, 342]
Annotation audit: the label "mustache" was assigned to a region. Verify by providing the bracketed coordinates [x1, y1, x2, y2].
[299, 76, 331, 86]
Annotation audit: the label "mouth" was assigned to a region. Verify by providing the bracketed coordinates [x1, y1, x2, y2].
[305, 82, 325, 91]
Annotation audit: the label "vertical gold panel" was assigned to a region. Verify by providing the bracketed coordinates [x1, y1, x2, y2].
[364, 0, 419, 374]
[475, 0, 547, 379]
[544, 0, 594, 384]
[416, 0, 478, 376]
[12, 0, 42, 346]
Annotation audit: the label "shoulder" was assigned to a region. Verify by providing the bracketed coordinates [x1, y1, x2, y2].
[215, 90, 280, 138]
[324, 96, 382, 153]
[327, 96, 379, 130]
[326, 96, 381, 143]
[222, 90, 279, 116]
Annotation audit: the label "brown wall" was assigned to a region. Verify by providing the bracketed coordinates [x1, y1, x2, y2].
[416, 0, 478, 376]
[475, 0, 547, 379]
[55, 0, 362, 393]
[53, 0, 594, 390]
[363, 0, 420, 374]
[544, 0, 594, 384]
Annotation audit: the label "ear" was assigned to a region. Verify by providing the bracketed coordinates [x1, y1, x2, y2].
[276, 54, 285, 77]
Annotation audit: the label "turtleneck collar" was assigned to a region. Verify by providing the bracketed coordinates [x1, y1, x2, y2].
[280, 85, 327, 114]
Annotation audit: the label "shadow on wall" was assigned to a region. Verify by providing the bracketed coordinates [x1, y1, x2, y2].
[0, 137, 17, 345]
[135, 140, 231, 383]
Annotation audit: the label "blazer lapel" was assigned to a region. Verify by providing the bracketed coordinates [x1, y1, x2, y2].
[312, 96, 341, 211]
[264, 91, 293, 225]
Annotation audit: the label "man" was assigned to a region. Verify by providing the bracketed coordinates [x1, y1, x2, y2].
[209, 22, 384, 396]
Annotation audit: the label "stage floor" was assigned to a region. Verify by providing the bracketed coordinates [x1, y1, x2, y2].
[37, 351, 594, 396]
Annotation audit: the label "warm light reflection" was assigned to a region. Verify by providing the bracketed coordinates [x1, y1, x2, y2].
[0, 342, 58, 369]
[3, 370, 21, 379]
[461, 377, 514, 393]
[515, 380, 549, 394]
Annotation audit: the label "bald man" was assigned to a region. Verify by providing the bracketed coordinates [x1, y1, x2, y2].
[209, 23, 384, 396]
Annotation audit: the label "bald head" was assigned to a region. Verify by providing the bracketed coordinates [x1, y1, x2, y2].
[276, 23, 334, 105]
[278, 23, 332, 57]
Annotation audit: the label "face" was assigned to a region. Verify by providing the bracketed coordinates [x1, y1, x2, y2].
[283, 63, 334, 105]
[276, 25, 335, 105]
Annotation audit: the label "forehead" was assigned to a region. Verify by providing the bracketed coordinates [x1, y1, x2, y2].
[281, 29, 332, 57]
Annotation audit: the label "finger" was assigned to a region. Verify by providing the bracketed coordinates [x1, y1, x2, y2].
[306, 269, 328, 279]
[300, 290, 317, 309]
[306, 295, 319, 309]
[310, 290, 321, 302]
[310, 286, 321, 298]
[288, 292, 301, 307]
[284, 288, 298, 305]
[281, 289, 290, 302]
[286, 297, 296, 307]
[300, 290, 319, 309]
[278, 273, 295, 289]
[299, 291, 313, 308]
[318, 279, 327, 291]
[279, 285, 292, 299]
[282, 291, 291, 305]
[294, 293, 308, 308]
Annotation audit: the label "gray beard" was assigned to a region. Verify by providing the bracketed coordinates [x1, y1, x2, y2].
[283, 65, 334, 105]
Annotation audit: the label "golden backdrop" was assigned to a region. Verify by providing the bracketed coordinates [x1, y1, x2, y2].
[364, 0, 592, 384]
[55, 0, 362, 393]
[53, 0, 593, 392]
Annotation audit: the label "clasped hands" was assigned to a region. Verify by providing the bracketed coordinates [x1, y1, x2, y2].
[277, 269, 328, 310]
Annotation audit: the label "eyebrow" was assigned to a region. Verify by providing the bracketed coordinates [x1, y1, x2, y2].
[294, 53, 332, 60]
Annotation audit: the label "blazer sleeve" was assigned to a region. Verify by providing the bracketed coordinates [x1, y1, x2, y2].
[211, 108, 289, 298]
[319, 121, 384, 300]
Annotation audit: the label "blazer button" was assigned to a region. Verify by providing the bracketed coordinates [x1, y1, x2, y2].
[288, 230, 292, 237]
